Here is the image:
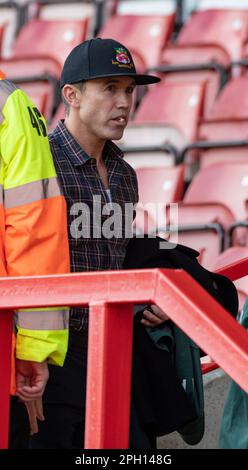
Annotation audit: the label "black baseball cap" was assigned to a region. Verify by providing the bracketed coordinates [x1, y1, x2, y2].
[60, 37, 160, 88]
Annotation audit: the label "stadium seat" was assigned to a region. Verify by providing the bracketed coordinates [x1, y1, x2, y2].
[117, 81, 205, 172]
[184, 163, 248, 223]
[183, 77, 248, 168]
[207, 76, 248, 120]
[35, 0, 97, 37]
[119, 123, 185, 169]
[165, 162, 248, 268]
[133, 81, 205, 144]
[150, 7, 248, 117]
[0, 0, 23, 58]
[167, 203, 231, 268]
[156, 43, 229, 117]
[136, 164, 185, 204]
[98, 14, 175, 72]
[178, 8, 248, 62]
[198, 0, 247, 8]
[129, 80, 205, 175]
[133, 165, 185, 234]
[195, 121, 248, 168]
[11, 18, 89, 71]
[117, 0, 175, 16]
[119, 80, 206, 177]
[0, 17, 89, 121]
[0, 58, 58, 121]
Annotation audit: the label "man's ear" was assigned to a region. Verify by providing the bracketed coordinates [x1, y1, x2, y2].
[62, 85, 80, 109]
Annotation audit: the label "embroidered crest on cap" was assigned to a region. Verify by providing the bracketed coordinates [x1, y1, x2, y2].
[112, 47, 134, 69]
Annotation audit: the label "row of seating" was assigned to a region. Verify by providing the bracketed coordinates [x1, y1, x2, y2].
[1, 0, 248, 308]
[1, 2, 248, 120]
[133, 160, 248, 310]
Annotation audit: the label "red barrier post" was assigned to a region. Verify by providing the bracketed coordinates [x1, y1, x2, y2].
[0, 310, 13, 449]
[85, 302, 134, 449]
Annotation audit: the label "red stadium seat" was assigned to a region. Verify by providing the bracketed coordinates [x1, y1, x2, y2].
[99, 14, 175, 71]
[0, 57, 58, 122]
[151, 9, 248, 117]
[167, 203, 232, 268]
[196, 120, 248, 168]
[0, 18, 89, 121]
[134, 165, 185, 234]
[178, 9, 248, 62]
[11, 18, 89, 72]
[180, 77, 248, 168]
[129, 81, 205, 175]
[207, 76, 248, 120]
[0, 56, 60, 80]
[165, 162, 248, 268]
[37, 1, 96, 24]
[116, 0, 175, 16]
[157, 43, 230, 117]
[0, 1, 22, 58]
[184, 163, 248, 222]
[136, 164, 185, 203]
[133, 81, 205, 143]
[0, 56, 57, 120]
[119, 122, 186, 169]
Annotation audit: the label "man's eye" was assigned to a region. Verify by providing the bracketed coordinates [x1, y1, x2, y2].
[127, 87, 135, 94]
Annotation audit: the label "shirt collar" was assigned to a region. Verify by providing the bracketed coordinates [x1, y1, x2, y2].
[52, 120, 124, 167]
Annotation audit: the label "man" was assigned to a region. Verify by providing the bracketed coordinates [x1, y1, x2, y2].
[30, 38, 164, 449]
[0, 73, 70, 447]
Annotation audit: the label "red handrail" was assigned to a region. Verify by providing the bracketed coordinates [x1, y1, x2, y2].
[215, 255, 248, 280]
[201, 361, 219, 374]
[0, 261, 248, 449]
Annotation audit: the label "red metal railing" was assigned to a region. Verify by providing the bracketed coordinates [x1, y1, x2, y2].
[0, 260, 248, 449]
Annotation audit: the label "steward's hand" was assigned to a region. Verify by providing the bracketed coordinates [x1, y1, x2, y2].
[15, 359, 49, 402]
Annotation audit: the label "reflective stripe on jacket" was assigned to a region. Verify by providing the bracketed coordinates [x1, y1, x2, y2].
[0, 79, 70, 379]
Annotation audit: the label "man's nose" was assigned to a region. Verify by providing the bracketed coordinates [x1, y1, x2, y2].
[116, 92, 131, 108]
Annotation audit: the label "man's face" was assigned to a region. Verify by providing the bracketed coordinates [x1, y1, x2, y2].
[77, 76, 136, 142]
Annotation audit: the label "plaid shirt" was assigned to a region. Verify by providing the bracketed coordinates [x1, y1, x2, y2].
[49, 120, 139, 331]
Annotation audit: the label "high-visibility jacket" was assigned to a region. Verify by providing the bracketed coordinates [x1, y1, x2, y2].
[0, 77, 70, 384]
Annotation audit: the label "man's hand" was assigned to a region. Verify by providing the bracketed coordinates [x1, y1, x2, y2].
[140, 304, 169, 328]
[15, 359, 49, 402]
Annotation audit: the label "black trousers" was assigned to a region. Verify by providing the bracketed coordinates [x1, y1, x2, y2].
[30, 330, 88, 449]
[30, 329, 155, 449]
[9, 396, 30, 449]
[29, 324, 195, 449]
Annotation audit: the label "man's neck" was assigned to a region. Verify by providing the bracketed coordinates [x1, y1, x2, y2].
[64, 116, 105, 164]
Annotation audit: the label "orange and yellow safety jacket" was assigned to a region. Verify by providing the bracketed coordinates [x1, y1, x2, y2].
[0, 76, 70, 382]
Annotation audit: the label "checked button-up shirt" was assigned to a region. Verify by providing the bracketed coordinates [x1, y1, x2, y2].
[49, 120, 139, 332]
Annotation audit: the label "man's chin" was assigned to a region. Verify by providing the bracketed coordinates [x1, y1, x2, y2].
[108, 129, 125, 141]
